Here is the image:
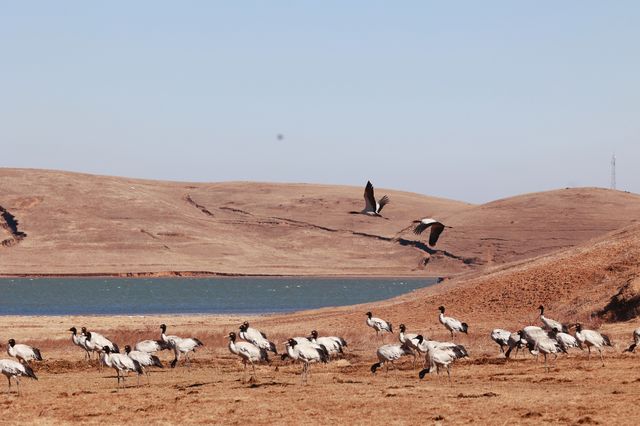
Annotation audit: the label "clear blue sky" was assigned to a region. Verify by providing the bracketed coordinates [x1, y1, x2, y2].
[2, 2, 638, 203]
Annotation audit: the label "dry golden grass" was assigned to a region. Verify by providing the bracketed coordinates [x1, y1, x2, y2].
[2, 316, 640, 425]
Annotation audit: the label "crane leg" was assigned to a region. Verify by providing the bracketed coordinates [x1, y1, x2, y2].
[599, 349, 605, 367]
[15, 377, 20, 396]
[447, 365, 452, 385]
[587, 346, 591, 361]
[6, 376, 10, 394]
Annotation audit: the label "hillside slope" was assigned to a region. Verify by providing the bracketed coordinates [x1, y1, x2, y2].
[1, 168, 640, 277]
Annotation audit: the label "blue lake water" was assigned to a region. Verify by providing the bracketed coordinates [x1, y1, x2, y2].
[0, 277, 439, 315]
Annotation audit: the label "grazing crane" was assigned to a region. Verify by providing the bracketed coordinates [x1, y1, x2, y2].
[124, 345, 163, 384]
[101, 346, 143, 388]
[239, 322, 277, 354]
[6, 339, 42, 364]
[309, 330, 347, 358]
[170, 336, 203, 368]
[532, 336, 561, 372]
[134, 339, 171, 354]
[227, 332, 269, 382]
[159, 324, 204, 367]
[349, 181, 389, 217]
[538, 306, 568, 333]
[549, 328, 580, 354]
[418, 346, 461, 384]
[411, 218, 450, 246]
[438, 306, 468, 340]
[0, 359, 37, 395]
[69, 327, 92, 360]
[503, 331, 529, 359]
[414, 336, 468, 362]
[507, 327, 549, 359]
[574, 323, 612, 366]
[284, 338, 329, 383]
[624, 328, 640, 353]
[490, 329, 512, 355]
[366, 311, 393, 337]
[370, 344, 413, 374]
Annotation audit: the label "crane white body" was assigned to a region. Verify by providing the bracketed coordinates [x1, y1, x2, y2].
[370, 344, 413, 374]
[7, 340, 42, 364]
[239, 322, 277, 354]
[0, 359, 37, 394]
[285, 338, 329, 383]
[366, 312, 393, 336]
[438, 306, 468, 340]
[575, 324, 612, 366]
[228, 332, 269, 381]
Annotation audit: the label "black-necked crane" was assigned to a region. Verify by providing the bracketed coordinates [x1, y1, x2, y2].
[414, 336, 468, 363]
[0, 359, 37, 395]
[574, 323, 612, 366]
[82, 328, 119, 354]
[309, 330, 347, 358]
[370, 344, 413, 374]
[159, 324, 204, 367]
[490, 329, 512, 355]
[418, 345, 462, 384]
[503, 331, 528, 359]
[6, 339, 42, 364]
[159, 324, 181, 346]
[124, 345, 163, 385]
[366, 311, 393, 337]
[438, 306, 468, 340]
[227, 332, 270, 382]
[239, 322, 277, 354]
[284, 338, 329, 383]
[532, 335, 561, 372]
[398, 324, 423, 366]
[548, 328, 580, 354]
[134, 339, 171, 353]
[538, 306, 568, 333]
[84, 331, 119, 370]
[624, 328, 640, 353]
[349, 181, 389, 217]
[170, 336, 203, 368]
[101, 346, 143, 388]
[412, 218, 450, 246]
[69, 327, 92, 360]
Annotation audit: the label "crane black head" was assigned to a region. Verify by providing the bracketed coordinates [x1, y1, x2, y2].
[438, 306, 445, 313]
[575, 323, 583, 332]
[8, 339, 15, 347]
[81, 327, 88, 335]
[538, 305, 544, 314]
[310, 330, 318, 339]
[228, 332, 237, 341]
[69, 327, 77, 334]
[365, 311, 372, 318]
[86, 332, 92, 341]
[239, 323, 248, 332]
[399, 324, 406, 332]
[242, 321, 250, 328]
[102, 346, 111, 354]
[124, 345, 132, 354]
[160, 324, 167, 332]
[287, 338, 297, 348]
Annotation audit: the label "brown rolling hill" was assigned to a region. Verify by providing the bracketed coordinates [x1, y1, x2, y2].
[1, 168, 640, 277]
